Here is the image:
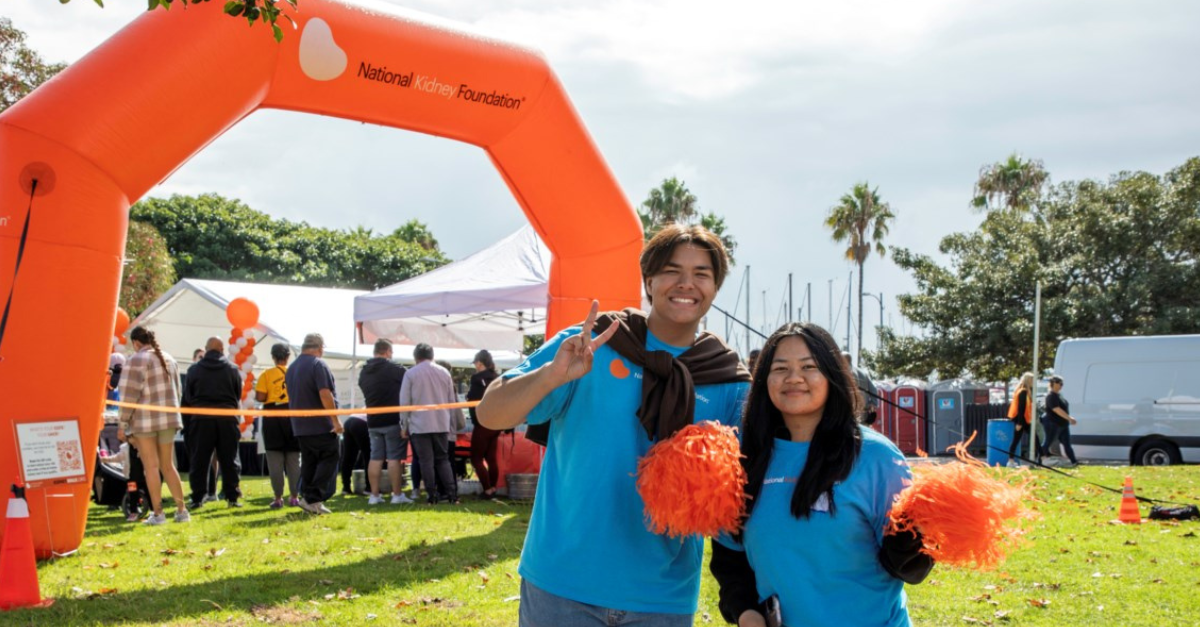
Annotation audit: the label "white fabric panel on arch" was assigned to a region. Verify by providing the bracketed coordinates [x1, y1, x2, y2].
[355, 225, 551, 351]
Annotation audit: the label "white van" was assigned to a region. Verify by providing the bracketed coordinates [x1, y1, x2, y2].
[1053, 335, 1200, 465]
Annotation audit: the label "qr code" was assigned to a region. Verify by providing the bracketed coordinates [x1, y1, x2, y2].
[57, 440, 83, 472]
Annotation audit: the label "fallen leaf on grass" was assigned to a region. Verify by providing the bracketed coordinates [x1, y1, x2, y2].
[487, 554, 498, 560]
[319, 579, 334, 586]
[161, 548, 179, 555]
[161, 558, 170, 566]
[1031, 583, 1061, 590]
[479, 571, 490, 585]
[98, 562, 118, 569]
[1028, 599, 1051, 608]
[207, 548, 226, 558]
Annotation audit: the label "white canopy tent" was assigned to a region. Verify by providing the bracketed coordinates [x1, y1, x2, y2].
[354, 226, 550, 352]
[131, 278, 525, 401]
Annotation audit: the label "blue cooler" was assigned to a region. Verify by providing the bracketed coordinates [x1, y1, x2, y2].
[986, 419, 1014, 467]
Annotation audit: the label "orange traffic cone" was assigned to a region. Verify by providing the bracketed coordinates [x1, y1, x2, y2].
[1117, 476, 1141, 524]
[0, 482, 53, 610]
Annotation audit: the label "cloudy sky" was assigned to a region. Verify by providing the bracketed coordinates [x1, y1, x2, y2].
[8, 0, 1200, 356]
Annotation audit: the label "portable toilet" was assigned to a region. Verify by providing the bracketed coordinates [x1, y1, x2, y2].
[927, 379, 991, 455]
[872, 382, 896, 441]
[890, 380, 928, 456]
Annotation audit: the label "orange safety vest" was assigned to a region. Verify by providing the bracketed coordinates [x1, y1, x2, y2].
[1007, 389, 1032, 423]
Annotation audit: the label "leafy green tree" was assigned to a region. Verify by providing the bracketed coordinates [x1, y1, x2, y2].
[825, 182, 895, 360]
[638, 177, 738, 264]
[0, 17, 66, 113]
[131, 193, 447, 290]
[119, 221, 177, 315]
[972, 153, 1049, 212]
[392, 220, 440, 252]
[62, 0, 297, 42]
[874, 158, 1200, 381]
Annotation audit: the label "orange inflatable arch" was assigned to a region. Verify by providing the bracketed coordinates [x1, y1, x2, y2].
[0, 0, 642, 557]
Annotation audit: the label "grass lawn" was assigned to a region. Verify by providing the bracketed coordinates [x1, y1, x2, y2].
[1, 464, 1197, 626]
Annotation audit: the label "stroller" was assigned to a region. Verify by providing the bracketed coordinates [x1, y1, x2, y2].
[93, 444, 150, 522]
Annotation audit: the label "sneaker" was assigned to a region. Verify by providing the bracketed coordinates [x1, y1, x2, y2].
[174, 510, 191, 523]
[299, 499, 330, 515]
[289, 496, 302, 507]
[143, 513, 167, 526]
[269, 498, 284, 509]
[390, 493, 414, 505]
[368, 494, 384, 505]
[228, 500, 244, 508]
[126, 512, 141, 523]
[1005, 459, 1019, 468]
[203, 494, 218, 504]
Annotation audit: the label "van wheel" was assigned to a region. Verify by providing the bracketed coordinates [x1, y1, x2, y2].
[1133, 439, 1181, 466]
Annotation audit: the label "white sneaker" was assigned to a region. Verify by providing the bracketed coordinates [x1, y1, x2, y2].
[300, 499, 330, 515]
[174, 510, 191, 523]
[143, 513, 167, 526]
[368, 494, 384, 505]
[1006, 459, 1018, 468]
[391, 493, 414, 505]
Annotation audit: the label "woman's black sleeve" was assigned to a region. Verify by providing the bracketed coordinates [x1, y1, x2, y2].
[709, 540, 764, 624]
[878, 527, 935, 584]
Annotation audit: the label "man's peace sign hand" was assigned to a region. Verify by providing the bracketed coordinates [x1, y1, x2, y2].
[547, 300, 619, 385]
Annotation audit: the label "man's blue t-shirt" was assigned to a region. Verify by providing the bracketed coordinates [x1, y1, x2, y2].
[721, 427, 913, 627]
[507, 325, 750, 615]
[286, 353, 338, 437]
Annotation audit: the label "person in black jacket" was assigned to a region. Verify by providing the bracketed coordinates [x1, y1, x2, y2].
[182, 336, 244, 509]
[358, 339, 411, 504]
[467, 350, 502, 499]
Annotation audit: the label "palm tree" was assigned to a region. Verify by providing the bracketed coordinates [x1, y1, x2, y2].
[825, 182, 895, 360]
[972, 153, 1049, 212]
[639, 177, 698, 237]
[637, 177, 738, 264]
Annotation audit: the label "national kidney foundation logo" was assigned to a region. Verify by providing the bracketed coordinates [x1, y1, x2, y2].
[299, 18, 347, 81]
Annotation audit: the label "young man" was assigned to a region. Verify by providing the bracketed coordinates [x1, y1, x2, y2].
[478, 224, 751, 626]
[358, 338, 412, 504]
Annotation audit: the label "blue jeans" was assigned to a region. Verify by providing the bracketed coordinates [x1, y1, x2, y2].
[1040, 421, 1078, 464]
[519, 579, 693, 627]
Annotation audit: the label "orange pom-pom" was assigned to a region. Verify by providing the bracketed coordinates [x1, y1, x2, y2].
[888, 434, 1038, 570]
[636, 421, 746, 538]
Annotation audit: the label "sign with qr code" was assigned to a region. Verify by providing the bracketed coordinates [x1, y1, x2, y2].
[14, 419, 87, 487]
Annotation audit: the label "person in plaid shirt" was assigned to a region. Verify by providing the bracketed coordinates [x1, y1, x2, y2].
[117, 326, 191, 525]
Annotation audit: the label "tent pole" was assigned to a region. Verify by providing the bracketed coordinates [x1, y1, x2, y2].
[349, 326, 359, 409]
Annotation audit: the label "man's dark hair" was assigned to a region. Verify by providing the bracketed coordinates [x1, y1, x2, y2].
[374, 338, 393, 356]
[270, 343, 291, 362]
[413, 343, 434, 361]
[639, 224, 729, 303]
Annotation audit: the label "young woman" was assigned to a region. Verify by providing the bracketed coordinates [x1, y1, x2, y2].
[1039, 375, 1078, 467]
[711, 323, 931, 627]
[1006, 372, 1035, 466]
[256, 343, 301, 508]
[467, 350, 502, 499]
[117, 326, 190, 525]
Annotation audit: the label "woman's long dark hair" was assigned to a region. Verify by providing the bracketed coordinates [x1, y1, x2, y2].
[741, 322, 862, 522]
[474, 350, 497, 373]
[130, 326, 170, 377]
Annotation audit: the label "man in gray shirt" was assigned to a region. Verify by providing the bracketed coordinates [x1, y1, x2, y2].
[399, 343, 464, 504]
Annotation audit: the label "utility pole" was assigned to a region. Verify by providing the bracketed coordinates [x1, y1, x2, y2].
[1031, 280, 1042, 461]
[828, 279, 833, 330]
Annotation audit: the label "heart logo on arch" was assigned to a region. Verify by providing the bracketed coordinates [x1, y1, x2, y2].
[299, 18, 348, 81]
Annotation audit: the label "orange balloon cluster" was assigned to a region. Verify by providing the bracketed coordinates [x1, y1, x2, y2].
[225, 298, 260, 433]
[636, 421, 747, 538]
[887, 436, 1038, 571]
[112, 307, 130, 351]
